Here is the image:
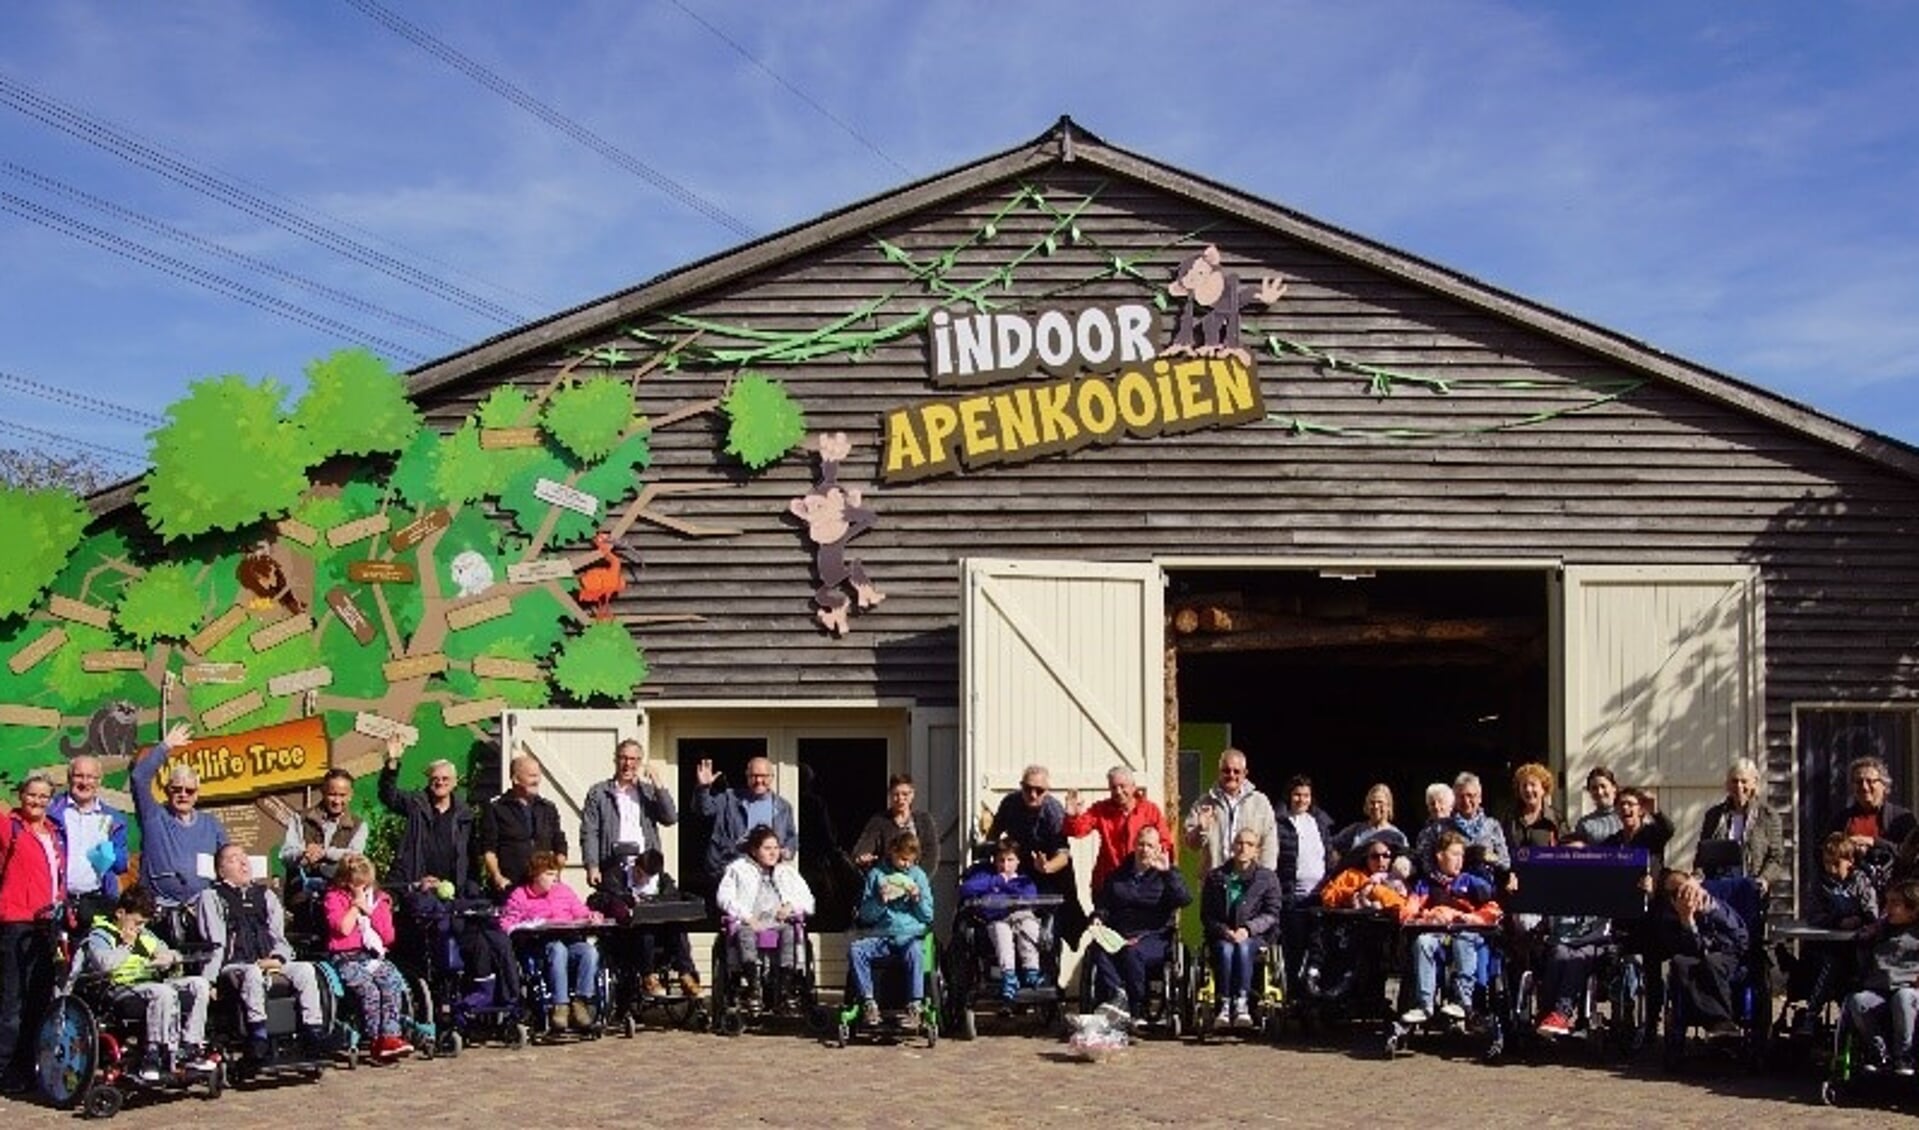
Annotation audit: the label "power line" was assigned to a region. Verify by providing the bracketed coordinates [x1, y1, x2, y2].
[344, 0, 758, 240]
[0, 190, 431, 364]
[0, 418, 146, 466]
[666, 0, 910, 177]
[0, 370, 162, 429]
[2, 162, 465, 348]
[0, 71, 530, 327]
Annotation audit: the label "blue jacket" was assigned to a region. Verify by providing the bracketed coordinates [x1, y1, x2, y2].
[49, 792, 129, 897]
[958, 863, 1038, 921]
[855, 862, 933, 943]
[1094, 863, 1191, 939]
[129, 742, 229, 905]
[698, 787, 797, 880]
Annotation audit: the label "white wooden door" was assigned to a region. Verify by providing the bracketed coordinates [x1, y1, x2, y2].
[499, 708, 648, 897]
[1560, 566, 1764, 867]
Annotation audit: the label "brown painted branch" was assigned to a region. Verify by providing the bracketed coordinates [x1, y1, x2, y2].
[542, 580, 594, 625]
[647, 397, 721, 431]
[78, 555, 146, 604]
[626, 330, 706, 394]
[631, 508, 741, 539]
[520, 352, 592, 423]
[370, 582, 403, 660]
[625, 613, 707, 627]
[607, 481, 730, 542]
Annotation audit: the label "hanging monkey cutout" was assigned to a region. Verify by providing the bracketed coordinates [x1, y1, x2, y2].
[788, 432, 884, 636]
[1165, 244, 1287, 366]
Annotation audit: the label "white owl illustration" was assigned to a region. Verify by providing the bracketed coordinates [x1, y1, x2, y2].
[449, 551, 495, 598]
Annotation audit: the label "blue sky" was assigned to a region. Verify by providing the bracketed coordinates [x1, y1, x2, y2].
[3, 1, 1918, 479]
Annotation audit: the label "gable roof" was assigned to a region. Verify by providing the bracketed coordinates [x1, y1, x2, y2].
[89, 116, 1919, 517]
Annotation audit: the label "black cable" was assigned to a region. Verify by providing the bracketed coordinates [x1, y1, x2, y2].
[0, 370, 163, 428]
[0, 418, 146, 465]
[343, 0, 757, 239]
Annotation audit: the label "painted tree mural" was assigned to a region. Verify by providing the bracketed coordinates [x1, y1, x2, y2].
[0, 343, 805, 816]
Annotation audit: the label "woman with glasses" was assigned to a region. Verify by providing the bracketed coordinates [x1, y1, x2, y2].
[1832, 756, 1917, 860]
[0, 772, 66, 1094]
[1694, 757, 1787, 893]
[128, 723, 230, 914]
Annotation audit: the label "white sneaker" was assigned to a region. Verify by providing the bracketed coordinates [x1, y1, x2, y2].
[1232, 997, 1254, 1029]
[1400, 1006, 1430, 1025]
[1213, 1003, 1233, 1028]
[1439, 1001, 1467, 1020]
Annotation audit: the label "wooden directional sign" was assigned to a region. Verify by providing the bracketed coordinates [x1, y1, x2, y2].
[249, 614, 313, 653]
[506, 558, 575, 584]
[0, 704, 62, 728]
[81, 650, 146, 673]
[8, 629, 66, 675]
[182, 662, 247, 686]
[354, 712, 419, 746]
[189, 606, 249, 655]
[389, 507, 451, 552]
[480, 427, 542, 450]
[267, 665, 334, 698]
[324, 586, 378, 646]
[347, 560, 417, 585]
[445, 596, 512, 632]
[382, 653, 449, 682]
[471, 656, 545, 683]
[275, 517, 319, 546]
[48, 595, 112, 630]
[534, 478, 597, 516]
[325, 514, 391, 549]
[201, 689, 267, 731]
[442, 697, 507, 728]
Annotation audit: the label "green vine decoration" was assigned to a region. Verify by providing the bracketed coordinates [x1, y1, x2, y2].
[1269, 378, 1646, 441]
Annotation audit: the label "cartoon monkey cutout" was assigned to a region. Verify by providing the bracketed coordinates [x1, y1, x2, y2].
[788, 432, 884, 636]
[1164, 244, 1287, 366]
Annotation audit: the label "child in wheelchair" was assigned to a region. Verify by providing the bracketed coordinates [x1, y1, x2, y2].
[846, 831, 935, 1033]
[590, 846, 703, 1008]
[1841, 878, 1919, 1076]
[320, 855, 413, 1062]
[1791, 832, 1878, 1039]
[1398, 832, 1502, 1027]
[1530, 914, 1612, 1038]
[1200, 829, 1284, 1030]
[74, 884, 216, 1081]
[714, 825, 816, 1022]
[957, 840, 1047, 1000]
[500, 851, 606, 1034]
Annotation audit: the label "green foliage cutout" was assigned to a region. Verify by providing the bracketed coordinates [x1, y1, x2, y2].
[551, 621, 648, 703]
[542, 376, 633, 463]
[0, 486, 88, 620]
[293, 349, 422, 459]
[720, 372, 806, 469]
[114, 562, 203, 644]
[140, 375, 318, 541]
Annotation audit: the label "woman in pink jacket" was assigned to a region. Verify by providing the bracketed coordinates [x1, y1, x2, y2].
[324, 854, 412, 1062]
[500, 851, 603, 1032]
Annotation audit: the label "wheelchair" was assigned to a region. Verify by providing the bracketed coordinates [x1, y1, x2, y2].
[709, 916, 825, 1036]
[941, 892, 1066, 1039]
[1287, 906, 1399, 1036]
[1660, 877, 1773, 1071]
[1505, 924, 1648, 1061]
[1821, 990, 1919, 1107]
[1076, 915, 1191, 1039]
[391, 893, 529, 1052]
[1186, 927, 1285, 1042]
[1384, 920, 1509, 1060]
[829, 931, 943, 1048]
[596, 898, 710, 1036]
[513, 924, 612, 1042]
[35, 924, 226, 1118]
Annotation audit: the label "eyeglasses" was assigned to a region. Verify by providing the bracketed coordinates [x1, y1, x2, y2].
[1367, 850, 1393, 860]
[1854, 776, 1886, 787]
[166, 786, 198, 796]
[746, 772, 773, 781]
[1219, 768, 1246, 777]
[1021, 784, 1047, 796]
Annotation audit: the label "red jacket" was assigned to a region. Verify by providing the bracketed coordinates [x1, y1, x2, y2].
[0, 809, 68, 923]
[1063, 793, 1173, 892]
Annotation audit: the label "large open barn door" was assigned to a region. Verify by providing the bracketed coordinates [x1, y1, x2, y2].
[961, 558, 1166, 839]
[500, 708, 648, 896]
[1560, 566, 1764, 865]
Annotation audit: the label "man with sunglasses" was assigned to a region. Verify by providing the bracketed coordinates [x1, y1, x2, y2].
[1183, 748, 1278, 872]
[129, 723, 230, 914]
[986, 766, 1082, 944]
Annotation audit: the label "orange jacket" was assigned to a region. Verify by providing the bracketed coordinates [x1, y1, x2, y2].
[1319, 866, 1408, 912]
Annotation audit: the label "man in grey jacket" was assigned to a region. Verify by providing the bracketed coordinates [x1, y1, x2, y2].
[581, 739, 680, 892]
[191, 845, 325, 1059]
[1184, 748, 1279, 871]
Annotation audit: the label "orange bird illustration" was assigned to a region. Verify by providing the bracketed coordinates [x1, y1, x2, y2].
[575, 533, 642, 619]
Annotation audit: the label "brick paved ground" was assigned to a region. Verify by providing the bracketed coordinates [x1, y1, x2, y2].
[5, 1017, 1915, 1129]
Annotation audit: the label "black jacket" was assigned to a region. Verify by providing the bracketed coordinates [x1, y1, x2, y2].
[1093, 863, 1192, 939]
[1270, 806, 1336, 904]
[478, 791, 567, 888]
[1831, 800, 1919, 851]
[378, 765, 476, 892]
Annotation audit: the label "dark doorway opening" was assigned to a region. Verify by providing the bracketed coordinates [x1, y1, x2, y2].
[1171, 568, 1550, 833]
[795, 736, 890, 931]
[677, 736, 768, 927]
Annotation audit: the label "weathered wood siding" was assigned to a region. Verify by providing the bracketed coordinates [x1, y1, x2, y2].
[412, 167, 1919, 814]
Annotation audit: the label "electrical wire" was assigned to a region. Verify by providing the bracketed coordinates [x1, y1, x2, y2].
[0, 418, 146, 466]
[343, 0, 757, 239]
[0, 370, 162, 428]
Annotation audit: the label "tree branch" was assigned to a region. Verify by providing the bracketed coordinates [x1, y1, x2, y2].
[78, 555, 146, 604]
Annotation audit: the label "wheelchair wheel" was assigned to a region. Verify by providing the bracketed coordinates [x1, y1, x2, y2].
[924, 970, 943, 1049]
[83, 1083, 124, 1119]
[38, 994, 99, 1111]
[440, 1030, 464, 1058]
[958, 999, 977, 1041]
[1187, 959, 1210, 1042]
[204, 1060, 226, 1100]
